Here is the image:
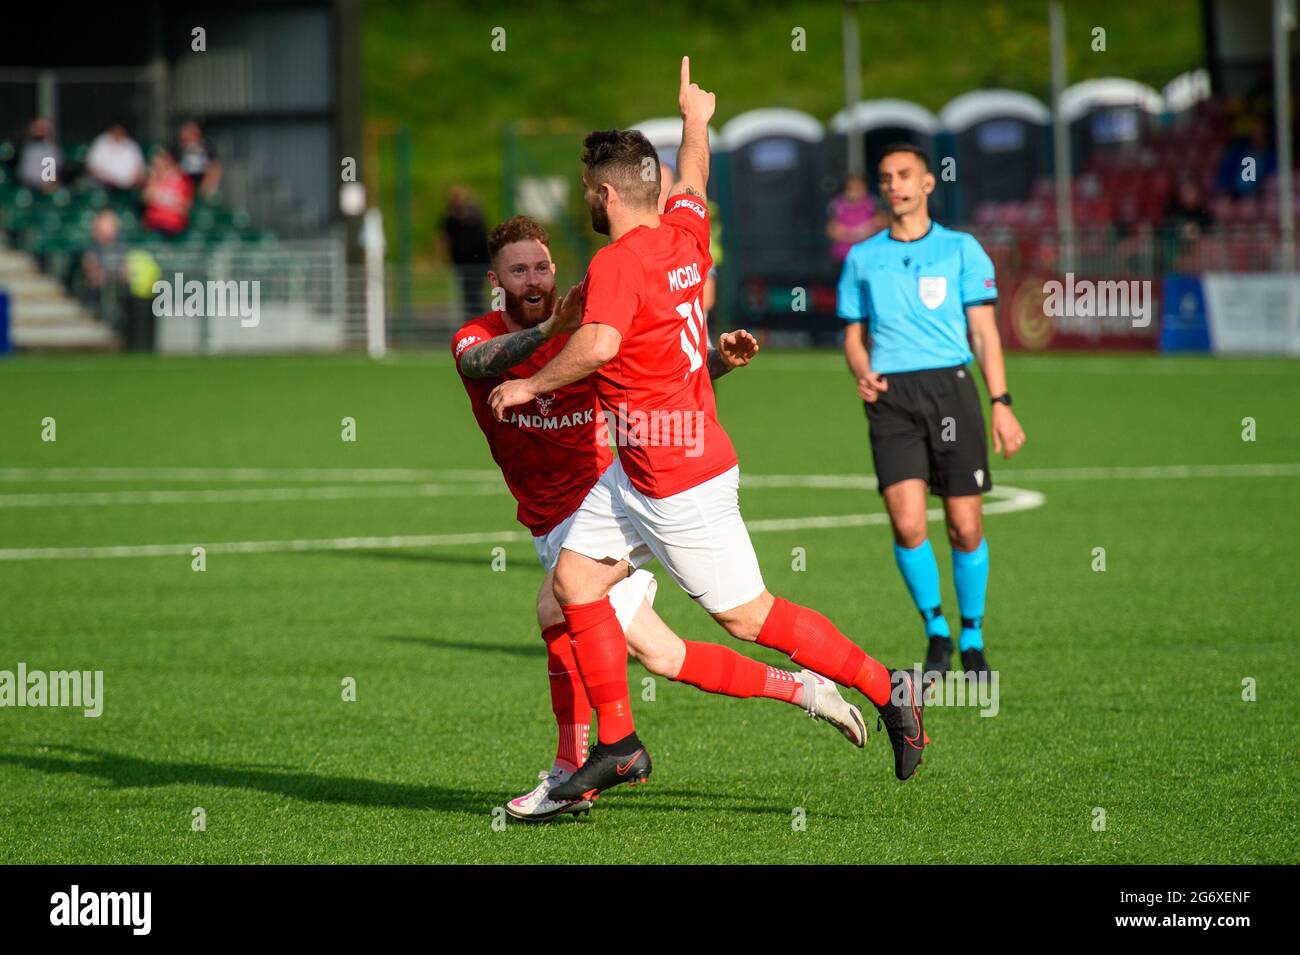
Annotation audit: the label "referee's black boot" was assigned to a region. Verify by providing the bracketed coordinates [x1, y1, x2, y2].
[923, 635, 953, 687]
[961, 647, 991, 682]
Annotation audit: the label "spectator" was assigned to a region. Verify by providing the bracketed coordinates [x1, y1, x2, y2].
[16, 117, 63, 192]
[80, 209, 129, 329]
[826, 173, 880, 262]
[141, 149, 194, 236]
[1165, 176, 1214, 241]
[439, 185, 489, 319]
[1216, 125, 1276, 199]
[81, 209, 127, 294]
[86, 122, 146, 194]
[173, 119, 222, 198]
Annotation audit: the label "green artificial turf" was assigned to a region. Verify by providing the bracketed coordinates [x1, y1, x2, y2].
[0, 351, 1295, 863]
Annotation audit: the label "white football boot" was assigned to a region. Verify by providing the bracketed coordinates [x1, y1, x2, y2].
[504, 767, 594, 822]
[797, 669, 867, 747]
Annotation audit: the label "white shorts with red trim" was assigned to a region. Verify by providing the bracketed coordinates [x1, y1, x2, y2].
[561, 458, 765, 614]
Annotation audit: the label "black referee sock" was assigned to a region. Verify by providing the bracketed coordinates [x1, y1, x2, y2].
[920, 605, 951, 640]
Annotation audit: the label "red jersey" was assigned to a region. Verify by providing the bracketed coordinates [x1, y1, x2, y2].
[452, 311, 612, 535]
[580, 195, 736, 498]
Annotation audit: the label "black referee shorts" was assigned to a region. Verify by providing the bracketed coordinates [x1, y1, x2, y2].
[864, 364, 992, 497]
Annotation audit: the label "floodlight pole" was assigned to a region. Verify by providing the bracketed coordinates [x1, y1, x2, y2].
[1049, 0, 1074, 273]
[842, 1, 864, 176]
[1275, 0, 1295, 272]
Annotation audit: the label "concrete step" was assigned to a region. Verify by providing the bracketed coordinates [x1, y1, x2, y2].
[12, 321, 119, 351]
[0, 251, 37, 271]
[10, 300, 96, 323]
[1, 275, 68, 297]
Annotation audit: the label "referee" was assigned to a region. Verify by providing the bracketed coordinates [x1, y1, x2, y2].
[837, 143, 1026, 683]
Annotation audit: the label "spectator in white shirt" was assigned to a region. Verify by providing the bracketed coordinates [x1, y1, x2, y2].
[86, 123, 146, 192]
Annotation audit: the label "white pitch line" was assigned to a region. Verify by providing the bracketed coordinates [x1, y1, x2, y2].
[0, 467, 499, 483]
[0, 463, 1293, 510]
[744, 462, 1300, 488]
[993, 462, 1300, 481]
[0, 483, 506, 508]
[1, 462, 1295, 491]
[0, 486, 1045, 562]
[746, 485, 1044, 531]
[0, 531, 528, 562]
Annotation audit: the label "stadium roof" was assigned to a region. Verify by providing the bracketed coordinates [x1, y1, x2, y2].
[938, 89, 1051, 131]
[829, 99, 939, 135]
[718, 108, 824, 150]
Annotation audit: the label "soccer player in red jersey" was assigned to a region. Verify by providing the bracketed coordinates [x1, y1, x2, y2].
[455, 215, 867, 820]
[490, 58, 927, 802]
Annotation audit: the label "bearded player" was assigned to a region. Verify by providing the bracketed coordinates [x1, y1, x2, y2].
[454, 215, 867, 821]
[490, 58, 927, 804]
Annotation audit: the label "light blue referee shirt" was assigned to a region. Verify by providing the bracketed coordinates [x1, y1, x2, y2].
[836, 222, 998, 375]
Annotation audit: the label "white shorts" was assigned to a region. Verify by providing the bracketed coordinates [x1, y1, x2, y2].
[533, 475, 657, 632]
[561, 458, 765, 614]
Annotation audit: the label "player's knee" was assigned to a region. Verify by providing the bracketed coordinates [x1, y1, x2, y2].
[551, 558, 592, 605]
[893, 520, 928, 549]
[634, 646, 679, 679]
[947, 521, 982, 552]
[712, 594, 770, 641]
[535, 596, 562, 632]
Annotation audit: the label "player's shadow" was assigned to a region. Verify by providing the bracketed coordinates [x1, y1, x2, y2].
[2, 747, 843, 821]
[0, 745, 495, 816]
[384, 634, 543, 658]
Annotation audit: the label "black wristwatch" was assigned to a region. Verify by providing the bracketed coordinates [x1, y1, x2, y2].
[990, 393, 1013, 407]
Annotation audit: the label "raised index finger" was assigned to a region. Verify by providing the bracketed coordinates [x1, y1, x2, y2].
[680, 56, 690, 92]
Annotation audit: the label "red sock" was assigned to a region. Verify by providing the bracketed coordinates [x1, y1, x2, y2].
[561, 598, 635, 744]
[542, 623, 591, 771]
[755, 597, 892, 706]
[673, 640, 804, 705]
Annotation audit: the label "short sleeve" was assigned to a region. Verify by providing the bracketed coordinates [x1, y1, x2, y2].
[661, 194, 711, 256]
[451, 319, 495, 374]
[581, 247, 643, 336]
[836, 249, 868, 323]
[960, 235, 997, 306]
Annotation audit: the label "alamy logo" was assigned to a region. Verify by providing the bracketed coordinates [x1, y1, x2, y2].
[1042, 272, 1151, 328]
[597, 404, 706, 458]
[50, 885, 151, 935]
[152, 272, 261, 327]
[0, 662, 103, 717]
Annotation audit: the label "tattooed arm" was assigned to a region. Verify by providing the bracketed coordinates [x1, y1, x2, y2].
[458, 284, 584, 379]
[458, 324, 552, 379]
[706, 347, 730, 380]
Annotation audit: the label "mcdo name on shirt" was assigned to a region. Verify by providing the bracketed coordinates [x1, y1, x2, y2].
[667, 262, 703, 292]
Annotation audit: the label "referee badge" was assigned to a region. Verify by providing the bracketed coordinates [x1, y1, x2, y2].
[918, 276, 947, 309]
